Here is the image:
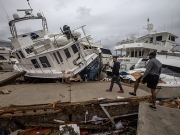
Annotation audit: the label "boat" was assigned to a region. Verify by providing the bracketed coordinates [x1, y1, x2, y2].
[114, 18, 179, 71]
[104, 19, 180, 87]
[0, 40, 13, 49]
[0, 46, 17, 71]
[157, 44, 180, 74]
[8, 6, 103, 80]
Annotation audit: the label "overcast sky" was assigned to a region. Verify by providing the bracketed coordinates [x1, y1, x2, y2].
[0, 0, 180, 53]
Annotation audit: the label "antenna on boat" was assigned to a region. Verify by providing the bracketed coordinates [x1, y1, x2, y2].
[171, 13, 173, 33]
[143, 17, 153, 34]
[27, 0, 32, 11]
[60, 27, 64, 34]
[147, 18, 150, 25]
[138, 23, 139, 37]
[2, 6, 11, 21]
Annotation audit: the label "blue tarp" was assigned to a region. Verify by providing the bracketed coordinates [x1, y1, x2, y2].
[119, 71, 129, 76]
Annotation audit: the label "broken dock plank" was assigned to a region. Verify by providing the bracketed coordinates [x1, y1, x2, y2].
[0, 71, 26, 87]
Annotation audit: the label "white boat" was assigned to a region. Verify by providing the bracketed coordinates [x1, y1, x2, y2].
[80, 39, 112, 65]
[8, 7, 102, 80]
[106, 19, 180, 87]
[0, 47, 17, 71]
[157, 45, 180, 73]
[114, 19, 179, 71]
[125, 68, 180, 87]
[0, 40, 12, 49]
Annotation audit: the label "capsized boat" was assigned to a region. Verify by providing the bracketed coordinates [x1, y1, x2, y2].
[8, 7, 103, 80]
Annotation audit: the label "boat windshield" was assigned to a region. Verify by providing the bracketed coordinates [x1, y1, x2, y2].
[162, 67, 180, 77]
[15, 20, 42, 35]
[171, 45, 180, 52]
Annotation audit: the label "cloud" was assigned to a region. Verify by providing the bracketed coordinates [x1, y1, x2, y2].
[0, 0, 179, 55]
[0, 25, 11, 40]
[76, 6, 91, 18]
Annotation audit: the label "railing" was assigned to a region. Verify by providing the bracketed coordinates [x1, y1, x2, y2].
[22, 25, 93, 58]
[16, 63, 53, 74]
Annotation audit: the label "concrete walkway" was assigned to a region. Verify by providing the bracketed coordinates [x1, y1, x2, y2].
[137, 102, 180, 135]
[0, 82, 150, 107]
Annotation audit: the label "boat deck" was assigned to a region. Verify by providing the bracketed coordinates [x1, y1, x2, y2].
[0, 82, 150, 107]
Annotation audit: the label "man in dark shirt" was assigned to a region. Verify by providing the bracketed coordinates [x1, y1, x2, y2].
[129, 52, 162, 110]
[106, 56, 124, 93]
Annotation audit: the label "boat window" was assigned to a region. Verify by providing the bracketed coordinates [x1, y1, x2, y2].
[53, 53, 60, 64]
[25, 48, 33, 54]
[18, 51, 25, 58]
[101, 48, 112, 55]
[150, 38, 153, 43]
[39, 56, 51, 68]
[0, 55, 7, 60]
[131, 51, 134, 57]
[16, 53, 21, 59]
[171, 36, 175, 42]
[131, 51, 137, 57]
[135, 51, 137, 57]
[84, 46, 88, 49]
[71, 44, 79, 54]
[142, 59, 149, 61]
[139, 51, 144, 56]
[57, 51, 63, 62]
[64, 48, 71, 58]
[156, 36, 162, 41]
[31, 59, 40, 68]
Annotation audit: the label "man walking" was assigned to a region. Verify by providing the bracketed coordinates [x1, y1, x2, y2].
[106, 56, 124, 93]
[129, 52, 162, 110]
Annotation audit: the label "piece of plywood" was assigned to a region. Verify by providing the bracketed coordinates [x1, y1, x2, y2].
[131, 72, 142, 80]
[1, 89, 10, 94]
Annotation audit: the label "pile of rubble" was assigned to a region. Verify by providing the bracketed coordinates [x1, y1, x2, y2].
[0, 96, 151, 135]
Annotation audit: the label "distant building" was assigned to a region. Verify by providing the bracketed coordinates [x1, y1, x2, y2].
[0, 40, 13, 49]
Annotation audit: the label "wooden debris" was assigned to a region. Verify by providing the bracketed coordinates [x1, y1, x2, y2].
[53, 100, 61, 108]
[1, 89, 10, 94]
[175, 99, 180, 105]
[131, 72, 142, 80]
[0, 71, 26, 87]
[0, 96, 151, 119]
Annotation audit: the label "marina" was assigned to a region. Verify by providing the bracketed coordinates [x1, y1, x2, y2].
[0, 0, 180, 134]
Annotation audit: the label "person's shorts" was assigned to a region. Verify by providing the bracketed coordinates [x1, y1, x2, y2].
[138, 75, 159, 89]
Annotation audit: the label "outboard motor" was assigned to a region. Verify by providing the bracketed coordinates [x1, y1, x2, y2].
[63, 25, 78, 41]
[63, 25, 73, 40]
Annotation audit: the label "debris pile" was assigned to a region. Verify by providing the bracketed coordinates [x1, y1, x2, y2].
[0, 96, 151, 134]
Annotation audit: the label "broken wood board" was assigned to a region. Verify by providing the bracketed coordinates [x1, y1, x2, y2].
[0, 95, 151, 118]
[1, 89, 10, 94]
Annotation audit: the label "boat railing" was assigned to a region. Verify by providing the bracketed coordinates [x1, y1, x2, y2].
[72, 25, 93, 50]
[160, 73, 180, 84]
[16, 63, 53, 74]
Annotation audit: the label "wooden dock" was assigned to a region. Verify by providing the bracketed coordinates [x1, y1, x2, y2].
[0, 71, 26, 87]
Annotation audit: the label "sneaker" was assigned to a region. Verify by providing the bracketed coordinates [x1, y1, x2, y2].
[106, 89, 112, 92]
[117, 90, 124, 93]
[149, 105, 157, 111]
[129, 92, 136, 96]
